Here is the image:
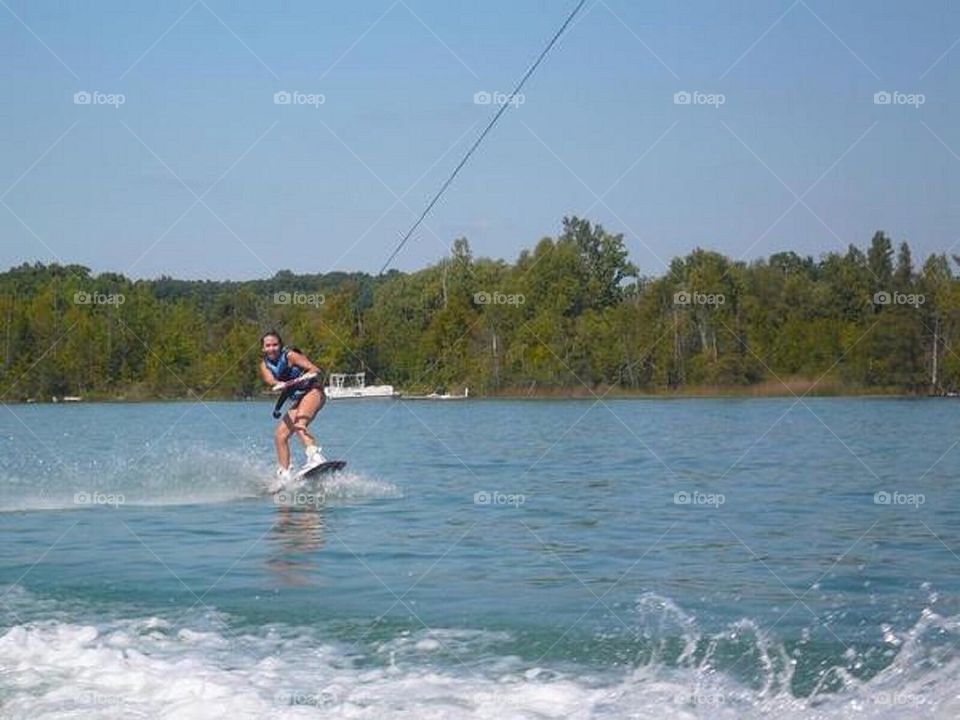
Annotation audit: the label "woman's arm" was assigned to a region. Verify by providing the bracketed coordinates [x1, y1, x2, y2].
[259, 360, 278, 388]
[286, 350, 320, 375]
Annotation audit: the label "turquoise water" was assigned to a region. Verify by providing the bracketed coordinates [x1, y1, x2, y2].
[1, 398, 958, 718]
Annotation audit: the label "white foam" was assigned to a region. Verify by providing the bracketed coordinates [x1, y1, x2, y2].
[1, 614, 959, 719]
[0, 447, 271, 512]
[0, 449, 399, 512]
[319, 471, 402, 501]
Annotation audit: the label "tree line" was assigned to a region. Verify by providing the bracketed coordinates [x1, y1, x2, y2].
[2, 217, 958, 401]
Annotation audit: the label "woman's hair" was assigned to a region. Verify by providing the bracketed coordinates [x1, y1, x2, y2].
[260, 329, 283, 348]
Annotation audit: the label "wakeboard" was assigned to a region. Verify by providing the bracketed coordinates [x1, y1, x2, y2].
[267, 459, 347, 495]
[294, 459, 346, 481]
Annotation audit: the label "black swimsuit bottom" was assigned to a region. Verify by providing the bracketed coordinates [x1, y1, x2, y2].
[289, 378, 321, 406]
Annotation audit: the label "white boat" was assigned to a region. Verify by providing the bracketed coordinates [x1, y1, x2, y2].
[324, 372, 397, 400]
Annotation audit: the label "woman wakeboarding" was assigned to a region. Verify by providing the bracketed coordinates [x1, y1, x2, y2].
[259, 330, 327, 486]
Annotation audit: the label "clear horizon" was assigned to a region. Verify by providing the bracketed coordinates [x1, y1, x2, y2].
[1, 0, 957, 280]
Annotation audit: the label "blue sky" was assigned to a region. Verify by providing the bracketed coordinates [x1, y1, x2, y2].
[0, 0, 957, 279]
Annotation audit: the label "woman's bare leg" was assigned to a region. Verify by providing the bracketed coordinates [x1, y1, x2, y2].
[290, 388, 325, 451]
[274, 415, 295, 468]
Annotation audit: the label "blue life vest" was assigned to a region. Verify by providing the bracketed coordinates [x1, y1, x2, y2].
[264, 347, 304, 383]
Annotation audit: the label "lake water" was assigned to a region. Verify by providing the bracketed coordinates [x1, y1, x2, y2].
[1, 398, 958, 718]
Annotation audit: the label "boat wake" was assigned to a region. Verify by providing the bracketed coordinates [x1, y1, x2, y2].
[0, 587, 958, 719]
[0, 448, 398, 512]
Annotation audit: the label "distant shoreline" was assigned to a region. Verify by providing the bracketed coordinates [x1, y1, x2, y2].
[18, 382, 933, 404]
[484, 380, 917, 399]
[5, 231, 954, 403]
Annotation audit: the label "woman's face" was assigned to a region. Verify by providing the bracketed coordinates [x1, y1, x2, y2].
[262, 335, 281, 360]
